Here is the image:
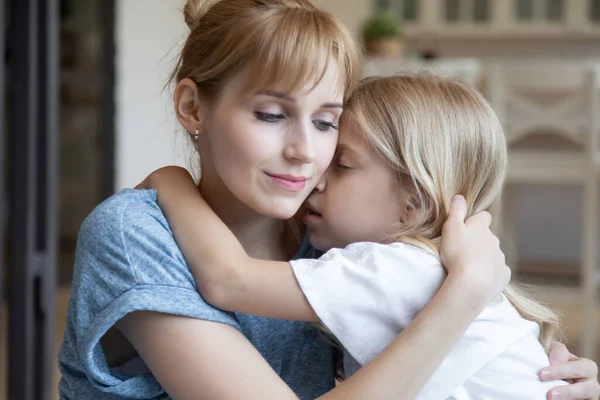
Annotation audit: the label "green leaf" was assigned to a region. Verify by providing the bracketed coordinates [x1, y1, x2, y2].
[362, 12, 403, 41]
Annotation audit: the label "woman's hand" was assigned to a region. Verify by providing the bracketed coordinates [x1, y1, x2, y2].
[439, 195, 510, 307]
[540, 342, 600, 399]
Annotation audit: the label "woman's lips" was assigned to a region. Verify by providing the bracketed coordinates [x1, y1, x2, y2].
[266, 173, 308, 192]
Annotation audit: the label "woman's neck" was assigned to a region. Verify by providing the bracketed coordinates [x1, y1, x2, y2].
[198, 176, 297, 261]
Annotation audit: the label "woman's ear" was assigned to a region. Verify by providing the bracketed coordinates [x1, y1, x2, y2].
[174, 78, 208, 138]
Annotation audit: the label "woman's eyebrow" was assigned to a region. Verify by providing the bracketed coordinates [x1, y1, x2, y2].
[261, 90, 295, 102]
[259, 91, 343, 109]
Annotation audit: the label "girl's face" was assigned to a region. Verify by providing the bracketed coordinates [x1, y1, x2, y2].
[303, 113, 409, 251]
[198, 62, 343, 219]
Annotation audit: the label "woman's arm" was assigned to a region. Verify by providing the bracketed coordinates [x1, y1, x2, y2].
[113, 224, 600, 400]
[117, 269, 491, 400]
[117, 252, 503, 400]
[117, 313, 299, 400]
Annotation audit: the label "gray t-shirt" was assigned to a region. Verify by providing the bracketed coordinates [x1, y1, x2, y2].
[58, 189, 335, 399]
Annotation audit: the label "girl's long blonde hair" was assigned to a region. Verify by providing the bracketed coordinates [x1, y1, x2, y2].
[346, 74, 560, 350]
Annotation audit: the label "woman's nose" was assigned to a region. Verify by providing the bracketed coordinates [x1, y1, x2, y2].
[283, 123, 315, 164]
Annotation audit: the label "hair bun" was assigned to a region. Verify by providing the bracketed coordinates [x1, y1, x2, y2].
[184, 0, 221, 30]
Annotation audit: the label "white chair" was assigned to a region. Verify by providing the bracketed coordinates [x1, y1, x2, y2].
[362, 57, 483, 86]
[487, 61, 600, 359]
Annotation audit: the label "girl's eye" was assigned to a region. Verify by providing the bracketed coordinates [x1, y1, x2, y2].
[336, 161, 351, 170]
[313, 119, 339, 132]
[255, 112, 285, 123]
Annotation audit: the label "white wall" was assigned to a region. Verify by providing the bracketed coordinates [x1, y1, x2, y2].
[115, 0, 189, 190]
[311, 0, 372, 36]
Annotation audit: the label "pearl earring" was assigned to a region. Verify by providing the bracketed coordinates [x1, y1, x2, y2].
[192, 128, 199, 141]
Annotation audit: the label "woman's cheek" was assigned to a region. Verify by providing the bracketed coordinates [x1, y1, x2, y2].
[317, 134, 339, 172]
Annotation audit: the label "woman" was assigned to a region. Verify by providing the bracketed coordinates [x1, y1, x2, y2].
[58, 1, 599, 399]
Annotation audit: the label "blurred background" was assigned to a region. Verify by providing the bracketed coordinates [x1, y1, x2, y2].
[2, 0, 600, 399]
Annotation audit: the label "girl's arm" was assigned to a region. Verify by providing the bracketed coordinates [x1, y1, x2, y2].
[143, 168, 506, 322]
[146, 168, 318, 321]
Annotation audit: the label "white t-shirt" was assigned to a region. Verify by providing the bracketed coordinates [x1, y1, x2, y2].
[290, 241, 566, 399]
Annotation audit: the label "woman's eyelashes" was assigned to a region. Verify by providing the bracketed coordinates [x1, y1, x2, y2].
[254, 110, 339, 133]
[312, 119, 339, 132]
[254, 111, 284, 123]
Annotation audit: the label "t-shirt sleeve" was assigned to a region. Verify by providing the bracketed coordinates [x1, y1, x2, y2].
[60, 190, 241, 398]
[289, 242, 445, 366]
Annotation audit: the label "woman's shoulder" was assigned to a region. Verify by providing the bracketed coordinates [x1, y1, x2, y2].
[61, 189, 242, 398]
[81, 188, 164, 237]
[73, 188, 194, 295]
[67, 187, 238, 334]
[79, 188, 176, 256]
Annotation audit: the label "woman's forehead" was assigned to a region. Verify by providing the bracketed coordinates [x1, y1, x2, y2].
[228, 58, 345, 100]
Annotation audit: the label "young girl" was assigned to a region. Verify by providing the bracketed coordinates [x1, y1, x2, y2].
[143, 74, 572, 399]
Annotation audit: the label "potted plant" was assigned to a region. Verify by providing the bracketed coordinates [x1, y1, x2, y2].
[362, 12, 404, 58]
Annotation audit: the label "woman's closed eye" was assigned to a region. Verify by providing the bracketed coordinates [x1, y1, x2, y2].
[254, 111, 285, 123]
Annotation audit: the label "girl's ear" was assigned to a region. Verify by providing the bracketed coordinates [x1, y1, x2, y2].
[397, 175, 419, 224]
[400, 202, 416, 224]
[174, 78, 209, 139]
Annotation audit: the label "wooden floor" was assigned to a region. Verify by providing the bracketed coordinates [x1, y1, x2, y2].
[1, 277, 600, 400]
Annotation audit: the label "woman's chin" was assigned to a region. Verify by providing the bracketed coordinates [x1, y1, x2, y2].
[253, 200, 302, 221]
[267, 208, 300, 220]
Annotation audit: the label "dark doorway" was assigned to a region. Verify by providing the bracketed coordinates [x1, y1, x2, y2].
[2, 0, 115, 398]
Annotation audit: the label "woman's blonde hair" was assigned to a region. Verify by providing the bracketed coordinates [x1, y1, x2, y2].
[345, 74, 560, 350]
[171, 0, 361, 104]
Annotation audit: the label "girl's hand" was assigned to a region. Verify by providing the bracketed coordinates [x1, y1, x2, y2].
[541, 341, 600, 400]
[439, 195, 510, 307]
